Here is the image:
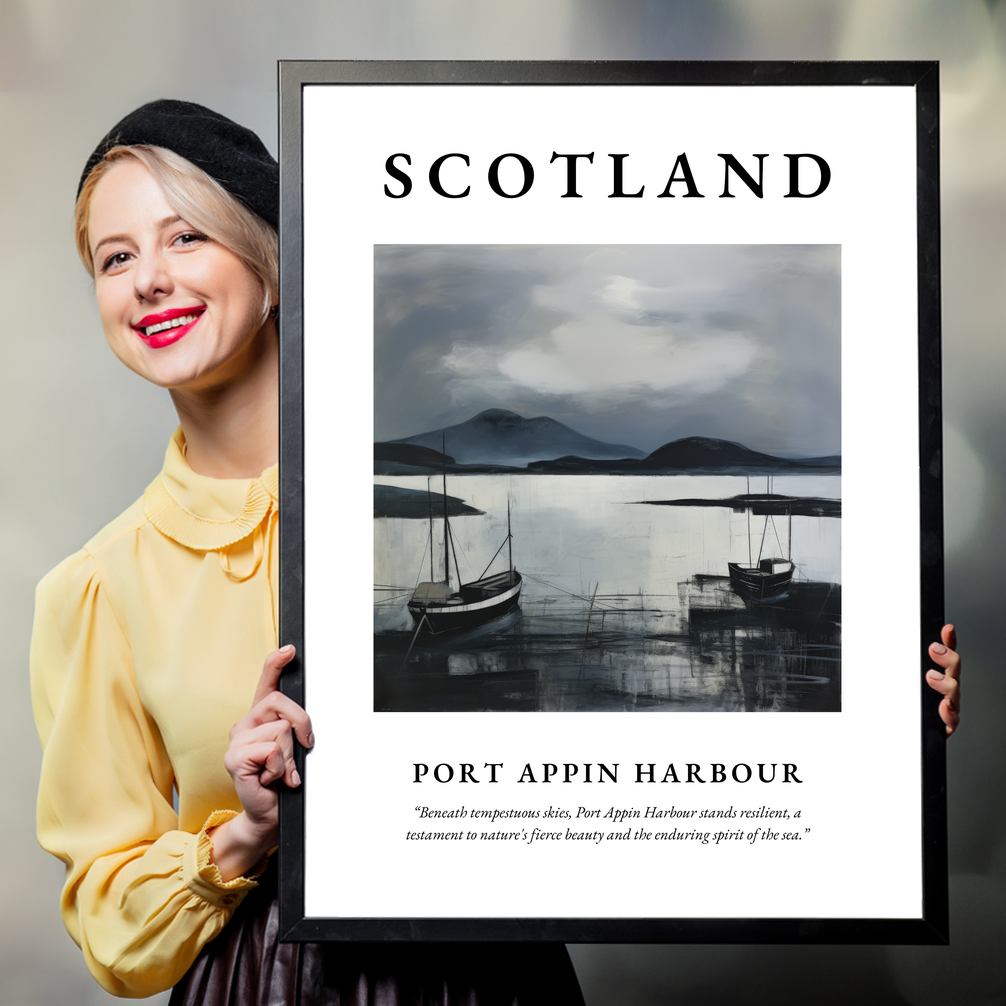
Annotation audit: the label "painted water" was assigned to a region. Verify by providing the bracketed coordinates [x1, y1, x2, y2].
[374, 474, 841, 713]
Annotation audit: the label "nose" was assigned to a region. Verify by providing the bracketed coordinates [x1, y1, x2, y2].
[133, 247, 173, 303]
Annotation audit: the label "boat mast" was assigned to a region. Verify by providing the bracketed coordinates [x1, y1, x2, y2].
[442, 433, 449, 587]
[746, 473, 752, 568]
[427, 477, 434, 582]
[508, 497, 513, 583]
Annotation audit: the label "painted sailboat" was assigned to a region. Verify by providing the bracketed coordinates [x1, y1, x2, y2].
[727, 478, 795, 603]
[407, 441, 522, 635]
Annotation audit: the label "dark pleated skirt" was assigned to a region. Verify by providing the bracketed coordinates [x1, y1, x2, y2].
[169, 869, 584, 1006]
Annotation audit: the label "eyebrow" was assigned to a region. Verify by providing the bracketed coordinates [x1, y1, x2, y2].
[91, 214, 185, 258]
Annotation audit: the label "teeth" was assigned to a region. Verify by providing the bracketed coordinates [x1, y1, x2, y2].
[142, 313, 199, 337]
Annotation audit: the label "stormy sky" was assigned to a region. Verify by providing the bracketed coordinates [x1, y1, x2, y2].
[374, 244, 840, 457]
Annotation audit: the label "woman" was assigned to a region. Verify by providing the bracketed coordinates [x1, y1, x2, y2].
[31, 100, 585, 1003]
[33, 99, 962, 1003]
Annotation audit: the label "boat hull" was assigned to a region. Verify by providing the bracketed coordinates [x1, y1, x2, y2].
[409, 572, 522, 635]
[728, 559, 795, 603]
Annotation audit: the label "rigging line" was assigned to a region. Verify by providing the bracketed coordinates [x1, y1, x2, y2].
[808, 580, 837, 638]
[770, 514, 784, 556]
[478, 535, 510, 580]
[521, 572, 618, 610]
[375, 592, 413, 605]
[580, 581, 600, 680]
[413, 534, 431, 589]
[374, 584, 411, 590]
[756, 513, 770, 564]
[450, 527, 476, 580]
[400, 613, 428, 671]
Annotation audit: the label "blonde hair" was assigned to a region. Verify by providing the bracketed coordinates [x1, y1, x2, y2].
[75, 145, 278, 322]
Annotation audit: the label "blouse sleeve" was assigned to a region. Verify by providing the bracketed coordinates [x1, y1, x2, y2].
[31, 549, 262, 998]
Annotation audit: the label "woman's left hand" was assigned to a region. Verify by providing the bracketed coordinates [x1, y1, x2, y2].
[926, 624, 961, 737]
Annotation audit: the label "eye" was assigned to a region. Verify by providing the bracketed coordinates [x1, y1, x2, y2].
[172, 230, 208, 249]
[99, 251, 132, 274]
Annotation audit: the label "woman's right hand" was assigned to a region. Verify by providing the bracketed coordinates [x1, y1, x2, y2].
[209, 645, 314, 881]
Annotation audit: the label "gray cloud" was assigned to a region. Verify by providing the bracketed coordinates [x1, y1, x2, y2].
[375, 244, 840, 456]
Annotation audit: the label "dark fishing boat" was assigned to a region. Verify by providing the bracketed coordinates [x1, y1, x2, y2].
[728, 556, 795, 602]
[728, 476, 795, 603]
[407, 440, 522, 635]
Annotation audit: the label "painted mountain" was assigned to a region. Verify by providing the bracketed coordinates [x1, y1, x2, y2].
[387, 408, 647, 466]
[528, 437, 841, 474]
[641, 437, 838, 470]
[375, 412, 841, 475]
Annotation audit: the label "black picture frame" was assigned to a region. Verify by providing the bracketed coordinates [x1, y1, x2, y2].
[277, 60, 945, 944]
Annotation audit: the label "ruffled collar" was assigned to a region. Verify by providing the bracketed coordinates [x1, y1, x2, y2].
[143, 428, 278, 551]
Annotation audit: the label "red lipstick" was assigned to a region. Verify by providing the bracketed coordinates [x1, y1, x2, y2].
[133, 306, 205, 349]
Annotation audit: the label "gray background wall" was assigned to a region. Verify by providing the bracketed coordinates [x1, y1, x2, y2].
[1, 2, 1002, 1003]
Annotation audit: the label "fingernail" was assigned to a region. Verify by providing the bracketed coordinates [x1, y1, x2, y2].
[280, 644, 295, 654]
[306, 732, 315, 748]
[292, 768, 301, 787]
[928, 670, 944, 680]
[931, 643, 947, 655]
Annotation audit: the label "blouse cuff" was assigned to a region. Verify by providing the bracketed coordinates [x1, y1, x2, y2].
[183, 810, 269, 909]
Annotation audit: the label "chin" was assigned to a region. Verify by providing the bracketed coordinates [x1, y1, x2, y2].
[110, 323, 271, 393]
[122, 355, 215, 391]
[163, 364, 226, 392]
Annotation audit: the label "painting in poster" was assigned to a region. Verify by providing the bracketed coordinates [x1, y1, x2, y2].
[373, 243, 841, 713]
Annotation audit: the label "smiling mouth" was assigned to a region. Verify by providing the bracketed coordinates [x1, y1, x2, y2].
[137, 309, 205, 338]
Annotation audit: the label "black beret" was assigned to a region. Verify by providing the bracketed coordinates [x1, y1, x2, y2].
[78, 99, 278, 228]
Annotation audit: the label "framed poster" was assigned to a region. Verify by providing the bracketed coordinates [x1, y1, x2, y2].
[277, 61, 946, 943]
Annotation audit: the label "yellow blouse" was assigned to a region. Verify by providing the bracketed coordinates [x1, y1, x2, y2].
[31, 429, 279, 998]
